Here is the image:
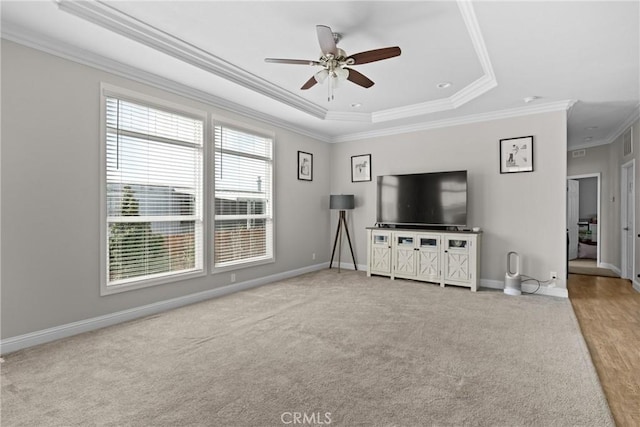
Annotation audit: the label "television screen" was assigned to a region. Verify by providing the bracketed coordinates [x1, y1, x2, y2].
[376, 171, 467, 227]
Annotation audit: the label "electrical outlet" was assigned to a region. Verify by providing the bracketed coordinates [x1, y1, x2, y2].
[312, 253, 316, 260]
[550, 271, 558, 280]
[231, 273, 236, 283]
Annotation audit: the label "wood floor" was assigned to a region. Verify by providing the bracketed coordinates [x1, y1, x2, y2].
[568, 274, 640, 427]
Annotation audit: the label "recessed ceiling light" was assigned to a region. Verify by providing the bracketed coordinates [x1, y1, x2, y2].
[436, 82, 452, 89]
[585, 126, 598, 130]
[584, 136, 593, 142]
[523, 96, 540, 103]
[350, 103, 362, 108]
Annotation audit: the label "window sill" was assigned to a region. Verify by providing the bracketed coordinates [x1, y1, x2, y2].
[213, 256, 275, 274]
[101, 268, 206, 296]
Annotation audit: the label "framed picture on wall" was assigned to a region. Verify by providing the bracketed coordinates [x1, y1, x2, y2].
[500, 136, 534, 173]
[351, 154, 371, 182]
[298, 151, 313, 181]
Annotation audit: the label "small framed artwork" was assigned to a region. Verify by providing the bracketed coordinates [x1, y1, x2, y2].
[297, 151, 313, 181]
[500, 136, 534, 173]
[351, 154, 372, 182]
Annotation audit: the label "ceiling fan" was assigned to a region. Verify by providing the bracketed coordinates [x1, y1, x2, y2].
[265, 25, 401, 101]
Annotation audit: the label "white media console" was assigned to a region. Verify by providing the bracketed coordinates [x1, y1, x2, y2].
[366, 227, 482, 291]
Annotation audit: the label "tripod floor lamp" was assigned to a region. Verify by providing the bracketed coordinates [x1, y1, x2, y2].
[330, 194, 357, 272]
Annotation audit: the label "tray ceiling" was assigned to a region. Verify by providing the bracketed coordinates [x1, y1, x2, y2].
[1, 1, 638, 149]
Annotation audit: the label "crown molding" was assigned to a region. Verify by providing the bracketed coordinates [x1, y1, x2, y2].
[567, 103, 639, 151]
[324, 111, 372, 122]
[332, 100, 576, 143]
[372, 98, 454, 122]
[56, 0, 327, 120]
[4, 3, 577, 146]
[371, 1, 497, 123]
[57, 0, 497, 125]
[451, 0, 498, 105]
[603, 104, 640, 145]
[568, 139, 611, 151]
[1, 22, 332, 143]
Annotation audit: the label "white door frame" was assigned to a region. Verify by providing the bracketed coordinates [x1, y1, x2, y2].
[568, 173, 601, 266]
[620, 159, 635, 280]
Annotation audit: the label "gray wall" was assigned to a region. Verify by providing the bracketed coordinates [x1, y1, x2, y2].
[578, 177, 598, 220]
[567, 116, 640, 274]
[567, 144, 615, 265]
[329, 112, 569, 287]
[635, 119, 640, 286]
[1, 41, 331, 339]
[634, 119, 640, 285]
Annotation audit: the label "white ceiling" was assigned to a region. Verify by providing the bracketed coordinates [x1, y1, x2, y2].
[2, 1, 638, 149]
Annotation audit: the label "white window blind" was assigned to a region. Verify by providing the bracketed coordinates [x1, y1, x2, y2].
[105, 96, 204, 286]
[214, 125, 273, 267]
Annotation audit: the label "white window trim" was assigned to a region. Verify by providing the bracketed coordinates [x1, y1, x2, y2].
[211, 115, 276, 273]
[100, 83, 209, 296]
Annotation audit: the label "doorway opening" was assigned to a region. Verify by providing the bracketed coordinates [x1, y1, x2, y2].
[567, 174, 608, 276]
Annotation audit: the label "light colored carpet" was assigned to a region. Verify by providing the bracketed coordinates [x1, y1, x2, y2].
[569, 259, 619, 277]
[1, 269, 613, 426]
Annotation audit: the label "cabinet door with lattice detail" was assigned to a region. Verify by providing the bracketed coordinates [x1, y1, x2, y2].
[417, 234, 441, 282]
[394, 235, 416, 276]
[443, 237, 471, 283]
[370, 231, 391, 274]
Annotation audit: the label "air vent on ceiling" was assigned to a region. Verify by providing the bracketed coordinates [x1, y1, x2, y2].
[623, 127, 633, 157]
[572, 149, 586, 158]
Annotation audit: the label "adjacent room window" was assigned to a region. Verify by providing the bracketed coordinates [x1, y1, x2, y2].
[214, 124, 274, 268]
[104, 93, 204, 291]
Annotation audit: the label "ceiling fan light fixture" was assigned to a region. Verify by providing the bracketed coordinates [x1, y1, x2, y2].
[266, 24, 401, 101]
[314, 69, 329, 84]
[334, 67, 349, 81]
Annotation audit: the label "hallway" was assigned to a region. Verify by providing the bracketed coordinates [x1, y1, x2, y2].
[568, 274, 640, 426]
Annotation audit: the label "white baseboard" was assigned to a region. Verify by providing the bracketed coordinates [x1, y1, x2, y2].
[633, 279, 640, 293]
[599, 262, 621, 276]
[0, 262, 329, 355]
[480, 278, 569, 298]
[329, 262, 367, 272]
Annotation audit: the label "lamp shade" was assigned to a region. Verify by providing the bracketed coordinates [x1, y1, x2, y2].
[330, 194, 355, 210]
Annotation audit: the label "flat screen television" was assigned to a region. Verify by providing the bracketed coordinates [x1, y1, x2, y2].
[376, 170, 467, 227]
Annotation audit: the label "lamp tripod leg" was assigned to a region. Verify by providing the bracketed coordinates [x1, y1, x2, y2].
[330, 212, 342, 269]
[342, 215, 357, 271]
[338, 214, 343, 273]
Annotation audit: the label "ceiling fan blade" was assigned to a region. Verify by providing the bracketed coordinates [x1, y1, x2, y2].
[316, 25, 338, 56]
[346, 68, 374, 88]
[301, 76, 317, 90]
[265, 58, 321, 66]
[348, 47, 401, 65]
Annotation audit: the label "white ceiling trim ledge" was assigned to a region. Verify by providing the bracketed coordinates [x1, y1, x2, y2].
[332, 100, 576, 143]
[324, 111, 372, 122]
[370, 0, 497, 123]
[1, 23, 332, 143]
[56, 0, 327, 120]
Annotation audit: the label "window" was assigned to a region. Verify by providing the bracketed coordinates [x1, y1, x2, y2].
[103, 91, 204, 292]
[214, 124, 273, 268]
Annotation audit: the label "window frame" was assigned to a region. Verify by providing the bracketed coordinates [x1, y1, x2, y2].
[211, 116, 276, 273]
[100, 84, 208, 296]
